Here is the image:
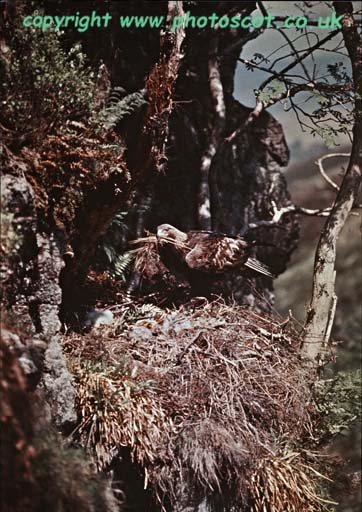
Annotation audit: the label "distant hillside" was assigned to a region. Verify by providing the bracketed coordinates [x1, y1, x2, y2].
[275, 149, 361, 361]
[275, 148, 361, 512]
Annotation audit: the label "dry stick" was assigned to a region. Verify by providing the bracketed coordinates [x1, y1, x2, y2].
[127, 189, 154, 296]
[301, 2, 362, 365]
[175, 331, 205, 366]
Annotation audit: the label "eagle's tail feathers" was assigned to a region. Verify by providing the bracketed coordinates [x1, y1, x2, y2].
[245, 258, 274, 278]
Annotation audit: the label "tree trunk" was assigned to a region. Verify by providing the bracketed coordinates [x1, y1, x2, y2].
[302, 2, 362, 364]
[86, 0, 299, 307]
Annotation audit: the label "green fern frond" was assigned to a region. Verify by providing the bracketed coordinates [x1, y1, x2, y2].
[99, 90, 148, 129]
[124, 303, 164, 323]
[110, 212, 128, 230]
[137, 303, 164, 317]
[112, 252, 135, 282]
[109, 86, 127, 103]
[96, 210, 131, 274]
[103, 244, 117, 265]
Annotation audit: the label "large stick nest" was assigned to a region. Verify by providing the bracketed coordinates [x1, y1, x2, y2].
[63, 301, 332, 511]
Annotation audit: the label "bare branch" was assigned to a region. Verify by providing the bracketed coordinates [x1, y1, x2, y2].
[256, 28, 340, 100]
[225, 78, 346, 143]
[258, 1, 311, 79]
[247, 191, 361, 230]
[315, 153, 350, 192]
[247, 201, 332, 230]
[237, 57, 348, 94]
[227, 27, 342, 143]
[222, 29, 262, 56]
[324, 294, 338, 346]
[237, 57, 306, 81]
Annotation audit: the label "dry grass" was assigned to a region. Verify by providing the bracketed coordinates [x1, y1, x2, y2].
[64, 300, 332, 511]
[249, 451, 336, 512]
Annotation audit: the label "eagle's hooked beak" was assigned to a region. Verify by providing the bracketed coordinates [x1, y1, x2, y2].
[156, 224, 188, 247]
[156, 224, 171, 246]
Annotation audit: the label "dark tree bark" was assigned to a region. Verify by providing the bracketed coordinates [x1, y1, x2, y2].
[1, 0, 299, 323]
[68, 0, 298, 308]
[119, 1, 298, 306]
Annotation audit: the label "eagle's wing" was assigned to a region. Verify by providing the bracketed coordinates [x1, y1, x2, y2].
[185, 236, 249, 273]
[244, 257, 274, 278]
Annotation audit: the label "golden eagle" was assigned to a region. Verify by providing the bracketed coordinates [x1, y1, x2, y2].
[156, 224, 274, 279]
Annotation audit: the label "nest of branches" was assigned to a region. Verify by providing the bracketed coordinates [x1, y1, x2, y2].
[64, 300, 333, 511]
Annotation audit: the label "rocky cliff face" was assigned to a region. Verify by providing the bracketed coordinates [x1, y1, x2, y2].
[0, 329, 119, 512]
[1, 170, 76, 430]
[1, 171, 119, 512]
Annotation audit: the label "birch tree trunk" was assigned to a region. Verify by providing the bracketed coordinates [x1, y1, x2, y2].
[302, 1, 362, 364]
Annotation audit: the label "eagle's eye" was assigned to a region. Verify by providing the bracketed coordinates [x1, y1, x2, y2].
[156, 224, 187, 246]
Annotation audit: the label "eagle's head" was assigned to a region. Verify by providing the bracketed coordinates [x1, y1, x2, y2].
[156, 224, 188, 247]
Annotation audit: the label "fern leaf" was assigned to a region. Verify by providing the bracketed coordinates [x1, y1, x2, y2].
[99, 90, 148, 129]
[112, 252, 134, 282]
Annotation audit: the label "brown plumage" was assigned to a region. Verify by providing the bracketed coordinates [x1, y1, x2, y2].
[156, 224, 274, 278]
